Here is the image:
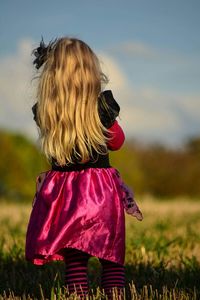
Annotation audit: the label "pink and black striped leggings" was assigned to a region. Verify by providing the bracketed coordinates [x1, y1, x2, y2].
[64, 248, 125, 299]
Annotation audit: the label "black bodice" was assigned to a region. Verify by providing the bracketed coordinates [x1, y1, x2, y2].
[51, 153, 110, 171]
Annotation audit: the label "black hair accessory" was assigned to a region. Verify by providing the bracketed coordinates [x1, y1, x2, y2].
[32, 37, 57, 69]
[98, 90, 120, 129]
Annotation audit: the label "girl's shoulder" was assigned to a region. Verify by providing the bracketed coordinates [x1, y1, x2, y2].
[98, 90, 120, 128]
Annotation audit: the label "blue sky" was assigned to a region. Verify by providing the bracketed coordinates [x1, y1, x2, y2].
[0, 0, 200, 146]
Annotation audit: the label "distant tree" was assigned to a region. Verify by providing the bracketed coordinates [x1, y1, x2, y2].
[185, 137, 200, 156]
[0, 129, 49, 201]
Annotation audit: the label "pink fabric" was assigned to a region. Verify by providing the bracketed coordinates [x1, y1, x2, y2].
[25, 168, 125, 265]
[107, 121, 125, 150]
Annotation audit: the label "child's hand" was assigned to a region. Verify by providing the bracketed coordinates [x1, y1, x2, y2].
[121, 183, 143, 221]
[36, 172, 47, 191]
[32, 172, 47, 207]
[126, 203, 143, 221]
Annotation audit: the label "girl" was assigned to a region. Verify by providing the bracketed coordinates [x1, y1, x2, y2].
[25, 37, 143, 299]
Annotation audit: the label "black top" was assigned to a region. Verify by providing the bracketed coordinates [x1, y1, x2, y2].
[32, 90, 120, 171]
[51, 153, 110, 172]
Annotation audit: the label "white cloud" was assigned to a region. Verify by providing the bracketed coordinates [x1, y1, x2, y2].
[0, 39, 199, 146]
[98, 52, 200, 145]
[98, 52, 129, 93]
[0, 38, 38, 139]
[179, 95, 200, 120]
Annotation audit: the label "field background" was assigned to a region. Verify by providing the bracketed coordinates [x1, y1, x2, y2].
[0, 198, 200, 299]
[0, 130, 200, 299]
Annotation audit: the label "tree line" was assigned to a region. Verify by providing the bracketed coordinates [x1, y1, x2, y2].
[111, 138, 200, 198]
[0, 128, 200, 201]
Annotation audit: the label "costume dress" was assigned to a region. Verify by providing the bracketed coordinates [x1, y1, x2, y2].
[25, 90, 142, 266]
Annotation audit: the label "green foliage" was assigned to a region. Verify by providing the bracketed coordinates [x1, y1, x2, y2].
[110, 138, 200, 198]
[110, 142, 145, 195]
[0, 129, 49, 201]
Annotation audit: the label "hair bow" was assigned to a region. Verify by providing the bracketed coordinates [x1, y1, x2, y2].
[32, 37, 57, 69]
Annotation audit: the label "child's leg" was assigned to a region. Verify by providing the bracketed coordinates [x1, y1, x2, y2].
[100, 258, 125, 299]
[64, 248, 90, 297]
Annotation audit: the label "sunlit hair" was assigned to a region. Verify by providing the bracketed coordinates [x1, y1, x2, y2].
[35, 37, 109, 165]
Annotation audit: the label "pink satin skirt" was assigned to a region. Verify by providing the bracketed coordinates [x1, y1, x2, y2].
[25, 168, 125, 265]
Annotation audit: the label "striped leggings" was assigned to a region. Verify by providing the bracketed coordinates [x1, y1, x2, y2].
[64, 248, 125, 299]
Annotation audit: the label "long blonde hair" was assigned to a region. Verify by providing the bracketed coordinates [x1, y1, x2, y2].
[35, 37, 109, 165]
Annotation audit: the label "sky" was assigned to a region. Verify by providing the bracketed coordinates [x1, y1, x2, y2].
[0, 0, 200, 147]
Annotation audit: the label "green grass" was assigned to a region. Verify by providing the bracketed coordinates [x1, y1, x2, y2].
[0, 197, 200, 299]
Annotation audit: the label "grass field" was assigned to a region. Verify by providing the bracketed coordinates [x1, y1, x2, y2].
[0, 197, 200, 299]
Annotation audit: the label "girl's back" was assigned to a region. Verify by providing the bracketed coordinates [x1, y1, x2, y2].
[25, 37, 142, 299]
